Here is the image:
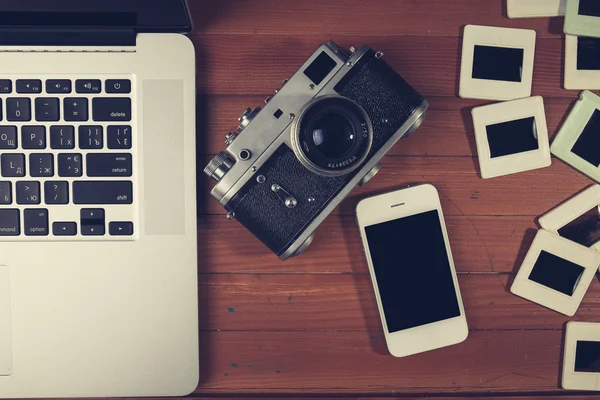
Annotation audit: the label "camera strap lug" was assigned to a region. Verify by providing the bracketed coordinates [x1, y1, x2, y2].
[358, 163, 382, 187]
[271, 184, 297, 209]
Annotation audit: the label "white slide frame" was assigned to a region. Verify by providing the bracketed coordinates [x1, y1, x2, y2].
[471, 96, 551, 179]
[507, 0, 567, 18]
[564, 35, 600, 90]
[459, 25, 536, 101]
[539, 184, 600, 256]
[564, 0, 600, 38]
[511, 230, 600, 316]
[562, 321, 600, 391]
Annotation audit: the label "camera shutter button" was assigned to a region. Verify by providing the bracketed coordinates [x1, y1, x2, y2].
[238, 108, 252, 122]
[237, 107, 261, 132]
[225, 132, 238, 145]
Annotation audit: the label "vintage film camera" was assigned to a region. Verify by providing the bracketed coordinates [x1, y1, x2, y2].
[205, 41, 428, 259]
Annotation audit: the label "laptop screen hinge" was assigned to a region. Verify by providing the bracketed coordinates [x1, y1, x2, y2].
[0, 28, 136, 47]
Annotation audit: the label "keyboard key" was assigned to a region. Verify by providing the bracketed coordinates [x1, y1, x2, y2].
[16, 181, 40, 204]
[21, 126, 46, 149]
[50, 126, 75, 149]
[107, 126, 132, 149]
[53, 222, 77, 236]
[57, 153, 82, 177]
[0, 127, 17, 149]
[64, 98, 88, 122]
[46, 79, 71, 94]
[0, 80, 11, 94]
[16, 79, 41, 94]
[81, 208, 105, 236]
[92, 98, 131, 121]
[109, 221, 134, 236]
[106, 79, 131, 94]
[86, 153, 132, 177]
[73, 181, 132, 204]
[81, 224, 104, 236]
[1, 154, 25, 177]
[44, 181, 69, 204]
[78, 126, 103, 149]
[0, 99, 2, 121]
[35, 98, 59, 122]
[0, 182, 10, 204]
[81, 208, 104, 221]
[29, 154, 54, 177]
[0, 209, 19, 236]
[76, 79, 101, 94]
[23, 208, 48, 236]
[6, 98, 31, 121]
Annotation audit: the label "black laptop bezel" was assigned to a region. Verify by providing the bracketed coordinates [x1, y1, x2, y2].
[0, 0, 193, 34]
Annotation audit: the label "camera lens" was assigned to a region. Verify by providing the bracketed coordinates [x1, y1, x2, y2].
[310, 112, 355, 159]
[292, 96, 373, 177]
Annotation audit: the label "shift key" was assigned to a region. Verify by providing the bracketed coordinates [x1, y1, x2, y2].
[0, 209, 20, 236]
[92, 98, 131, 121]
[73, 181, 133, 204]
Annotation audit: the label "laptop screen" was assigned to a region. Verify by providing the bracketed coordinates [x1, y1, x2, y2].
[0, 0, 191, 32]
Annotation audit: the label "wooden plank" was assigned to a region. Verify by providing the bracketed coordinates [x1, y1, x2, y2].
[188, 1, 596, 397]
[199, 155, 593, 216]
[189, 0, 562, 38]
[195, 330, 564, 394]
[199, 274, 600, 331]
[191, 392, 598, 400]
[200, 96, 579, 157]
[193, 36, 568, 97]
[198, 215, 537, 274]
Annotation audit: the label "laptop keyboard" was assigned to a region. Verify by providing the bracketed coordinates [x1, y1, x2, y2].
[0, 77, 136, 240]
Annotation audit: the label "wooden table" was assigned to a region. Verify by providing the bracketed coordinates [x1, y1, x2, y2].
[189, 0, 600, 398]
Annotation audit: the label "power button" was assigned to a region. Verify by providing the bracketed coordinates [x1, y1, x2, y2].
[106, 79, 131, 94]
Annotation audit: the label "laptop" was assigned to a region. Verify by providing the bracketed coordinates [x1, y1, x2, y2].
[0, 1, 199, 397]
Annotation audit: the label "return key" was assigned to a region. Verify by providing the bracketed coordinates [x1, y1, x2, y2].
[86, 153, 132, 177]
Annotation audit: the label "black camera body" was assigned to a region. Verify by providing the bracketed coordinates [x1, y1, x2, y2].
[205, 41, 428, 260]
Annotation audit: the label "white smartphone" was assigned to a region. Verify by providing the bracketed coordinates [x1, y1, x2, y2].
[356, 184, 469, 357]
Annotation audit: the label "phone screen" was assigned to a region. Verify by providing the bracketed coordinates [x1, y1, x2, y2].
[365, 210, 461, 333]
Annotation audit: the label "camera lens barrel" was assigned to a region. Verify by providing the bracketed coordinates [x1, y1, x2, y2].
[291, 96, 373, 177]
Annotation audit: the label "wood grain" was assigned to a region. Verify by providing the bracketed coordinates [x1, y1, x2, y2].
[189, 0, 562, 38]
[194, 35, 571, 98]
[196, 330, 563, 394]
[189, 0, 600, 397]
[199, 215, 538, 273]
[191, 392, 597, 400]
[199, 274, 600, 331]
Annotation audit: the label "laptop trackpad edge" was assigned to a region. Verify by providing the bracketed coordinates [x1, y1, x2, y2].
[142, 80, 186, 236]
[0, 266, 12, 376]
